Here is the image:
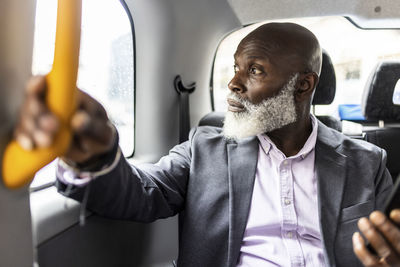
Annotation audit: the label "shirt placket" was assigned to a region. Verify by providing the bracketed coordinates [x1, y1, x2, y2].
[279, 158, 305, 267]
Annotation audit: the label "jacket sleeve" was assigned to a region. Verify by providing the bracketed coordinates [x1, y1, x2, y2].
[56, 128, 196, 223]
[374, 148, 393, 210]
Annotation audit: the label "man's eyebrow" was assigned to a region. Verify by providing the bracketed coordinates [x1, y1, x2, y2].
[247, 55, 267, 60]
[242, 55, 270, 63]
[233, 54, 268, 62]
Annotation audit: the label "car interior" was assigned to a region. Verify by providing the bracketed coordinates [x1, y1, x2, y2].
[1, 0, 400, 266]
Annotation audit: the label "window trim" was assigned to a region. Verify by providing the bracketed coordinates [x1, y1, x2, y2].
[119, 0, 136, 158]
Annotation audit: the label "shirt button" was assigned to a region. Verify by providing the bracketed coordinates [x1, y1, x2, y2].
[284, 199, 291, 205]
[283, 160, 288, 165]
[286, 232, 293, 238]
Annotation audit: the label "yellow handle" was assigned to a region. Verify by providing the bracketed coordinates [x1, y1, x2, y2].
[2, 0, 82, 189]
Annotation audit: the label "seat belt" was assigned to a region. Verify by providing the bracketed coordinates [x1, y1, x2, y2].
[174, 75, 196, 143]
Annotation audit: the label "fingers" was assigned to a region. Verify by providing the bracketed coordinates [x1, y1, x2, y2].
[358, 217, 393, 259]
[390, 210, 400, 225]
[65, 121, 116, 163]
[63, 91, 116, 163]
[71, 111, 114, 145]
[354, 212, 400, 267]
[74, 91, 113, 146]
[16, 76, 116, 165]
[353, 231, 381, 267]
[15, 76, 60, 150]
[38, 113, 59, 133]
[353, 217, 386, 266]
[26, 75, 46, 96]
[370, 211, 400, 264]
[15, 133, 34, 150]
[77, 90, 108, 119]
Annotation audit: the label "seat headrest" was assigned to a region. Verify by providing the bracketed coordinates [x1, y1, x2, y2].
[312, 50, 336, 105]
[362, 61, 400, 121]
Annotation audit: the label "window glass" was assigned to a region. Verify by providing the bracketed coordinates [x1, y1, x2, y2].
[393, 78, 400, 105]
[213, 17, 400, 117]
[31, 0, 134, 188]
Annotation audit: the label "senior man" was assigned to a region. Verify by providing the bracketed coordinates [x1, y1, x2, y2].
[16, 22, 400, 266]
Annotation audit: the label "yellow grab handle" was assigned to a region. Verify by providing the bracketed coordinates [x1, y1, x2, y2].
[2, 0, 82, 189]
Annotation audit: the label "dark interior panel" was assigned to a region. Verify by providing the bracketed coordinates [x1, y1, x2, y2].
[37, 215, 178, 267]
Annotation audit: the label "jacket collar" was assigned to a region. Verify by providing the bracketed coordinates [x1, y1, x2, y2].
[226, 136, 259, 267]
[315, 120, 348, 267]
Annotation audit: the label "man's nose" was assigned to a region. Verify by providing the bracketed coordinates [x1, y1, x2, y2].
[228, 75, 245, 94]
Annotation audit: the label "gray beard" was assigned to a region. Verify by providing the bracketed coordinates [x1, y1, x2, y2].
[223, 73, 299, 140]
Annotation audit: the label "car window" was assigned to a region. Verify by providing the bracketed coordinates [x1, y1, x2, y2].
[31, 0, 134, 189]
[213, 16, 400, 117]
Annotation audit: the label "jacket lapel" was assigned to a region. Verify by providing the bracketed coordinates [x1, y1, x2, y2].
[315, 122, 347, 267]
[226, 137, 259, 267]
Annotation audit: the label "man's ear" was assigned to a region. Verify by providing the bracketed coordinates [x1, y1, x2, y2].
[295, 72, 319, 102]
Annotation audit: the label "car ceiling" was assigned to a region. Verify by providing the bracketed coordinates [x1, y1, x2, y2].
[228, 0, 400, 28]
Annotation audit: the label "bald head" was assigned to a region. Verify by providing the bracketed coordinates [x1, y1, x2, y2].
[237, 22, 322, 76]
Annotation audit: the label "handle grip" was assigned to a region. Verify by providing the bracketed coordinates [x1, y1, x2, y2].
[2, 0, 82, 189]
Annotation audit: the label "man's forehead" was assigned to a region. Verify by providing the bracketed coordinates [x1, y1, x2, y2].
[234, 38, 284, 62]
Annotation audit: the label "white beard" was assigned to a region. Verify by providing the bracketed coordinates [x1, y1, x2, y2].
[223, 73, 298, 140]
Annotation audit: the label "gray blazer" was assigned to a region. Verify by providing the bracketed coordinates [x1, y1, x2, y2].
[59, 121, 392, 267]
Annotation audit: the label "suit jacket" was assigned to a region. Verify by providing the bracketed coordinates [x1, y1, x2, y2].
[58, 121, 393, 267]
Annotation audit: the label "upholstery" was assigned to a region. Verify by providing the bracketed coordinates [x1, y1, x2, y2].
[312, 50, 336, 105]
[362, 61, 400, 121]
[363, 61, 400, 181]
[365, 129, 400, 180]
[312, 50, 341, 132]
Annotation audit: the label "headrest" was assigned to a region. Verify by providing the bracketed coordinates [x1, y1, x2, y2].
[312, 50, 336, 105]
[362, 61, 400, 121]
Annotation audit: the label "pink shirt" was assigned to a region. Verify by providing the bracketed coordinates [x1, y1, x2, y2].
[237, 115, 326, 267]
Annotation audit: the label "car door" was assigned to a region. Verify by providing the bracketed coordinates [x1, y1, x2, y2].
[1, 0, 240, 266]
[0, 0, 36, 266]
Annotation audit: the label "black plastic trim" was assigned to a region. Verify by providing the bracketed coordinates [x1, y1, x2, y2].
[209, 50, 216, 111]
[119, 0, 136, 158]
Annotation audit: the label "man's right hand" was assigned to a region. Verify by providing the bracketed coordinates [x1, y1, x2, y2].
[14, 75, 116, 167]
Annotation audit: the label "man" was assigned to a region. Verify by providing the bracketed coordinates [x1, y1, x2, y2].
[15, 22, 400, 266]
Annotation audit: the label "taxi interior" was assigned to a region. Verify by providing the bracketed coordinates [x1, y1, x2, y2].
[1, 0, 400, 266]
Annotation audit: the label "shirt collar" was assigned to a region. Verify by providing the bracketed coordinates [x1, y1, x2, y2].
[257, 114, 318, 159]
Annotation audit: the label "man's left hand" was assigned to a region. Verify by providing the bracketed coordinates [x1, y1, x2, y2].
[353, 209, 400, 266]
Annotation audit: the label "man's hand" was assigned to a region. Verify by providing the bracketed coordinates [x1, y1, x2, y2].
[353, 209, 400, 266]
[15, 75, 116, 166]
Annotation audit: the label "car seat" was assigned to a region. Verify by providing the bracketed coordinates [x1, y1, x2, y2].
[311, 50, 342, 132]
[362, 61, 400, 181]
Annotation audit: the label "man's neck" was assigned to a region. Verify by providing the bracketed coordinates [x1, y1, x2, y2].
[266, 116, 313, 157]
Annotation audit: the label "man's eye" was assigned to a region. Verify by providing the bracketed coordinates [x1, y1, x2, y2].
[249, 67, 262, 75]
[233, 65, 239, 73]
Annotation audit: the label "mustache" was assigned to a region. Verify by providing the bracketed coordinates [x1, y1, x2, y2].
[226, 92, 250, 106]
